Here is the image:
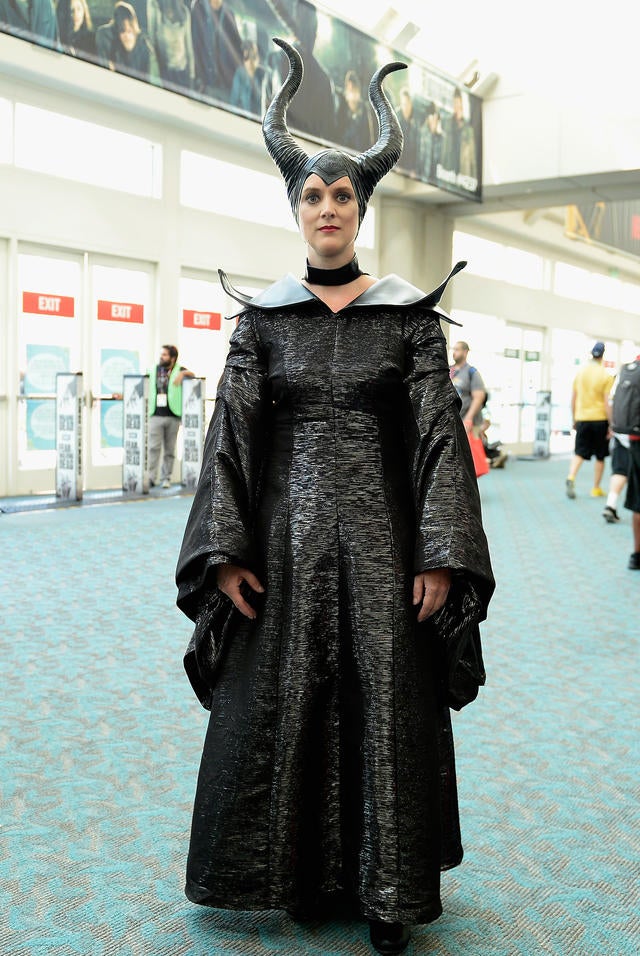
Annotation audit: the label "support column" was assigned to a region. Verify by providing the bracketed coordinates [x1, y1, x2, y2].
[377, 199, 456, 328]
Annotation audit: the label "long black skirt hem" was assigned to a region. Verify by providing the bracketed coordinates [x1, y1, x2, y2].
[185, 880, 444, 925]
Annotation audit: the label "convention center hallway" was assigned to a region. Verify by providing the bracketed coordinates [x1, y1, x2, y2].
[1, 456, 637, 956]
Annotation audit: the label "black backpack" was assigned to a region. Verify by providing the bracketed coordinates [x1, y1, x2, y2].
[612, 361, 640, 436]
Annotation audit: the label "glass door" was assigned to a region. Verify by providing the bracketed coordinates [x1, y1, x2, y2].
[15, 248, 84, 495]
[87, 259, 154, 488]
[500, 325, 544, 445]
[178, 271, 265, 430]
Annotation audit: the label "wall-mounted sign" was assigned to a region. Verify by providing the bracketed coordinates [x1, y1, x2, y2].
[182, 310, 221, 331]
[181, 378, 206, 491]
[97, 300, 144, 324]
[122, 374, 149, 494]
[55, 372, 83, 500]
[23, 292, 75, 317]
[504, 348, 520, 358]
[525, 351, 541, 362]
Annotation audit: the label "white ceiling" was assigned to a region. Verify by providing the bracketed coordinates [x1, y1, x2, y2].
[319, 0, 640, 116]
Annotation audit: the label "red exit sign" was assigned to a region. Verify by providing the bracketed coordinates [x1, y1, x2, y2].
[98, 300, 144, 323]
[23, 292, 75, 317]
[183, 309, 221, 330]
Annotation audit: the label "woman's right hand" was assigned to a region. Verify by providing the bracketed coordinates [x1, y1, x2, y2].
[217, 564, 265, 620]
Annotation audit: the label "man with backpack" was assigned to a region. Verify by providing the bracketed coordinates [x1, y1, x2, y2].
[450, 341, 487, 434]
[610, 354, 640, 569]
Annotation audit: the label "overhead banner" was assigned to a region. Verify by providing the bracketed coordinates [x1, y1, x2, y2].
[0, 1, 482, 202]
[181, 377, 206, 490]
[55, 372, 83, 500]
[566, 202, 640, 260]
[122, 374, 149, 494]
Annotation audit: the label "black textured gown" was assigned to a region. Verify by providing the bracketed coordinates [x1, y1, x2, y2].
[175, 266, 494, 924]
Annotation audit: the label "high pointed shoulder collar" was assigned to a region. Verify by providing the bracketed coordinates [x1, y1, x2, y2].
[219, 261, 466, 324]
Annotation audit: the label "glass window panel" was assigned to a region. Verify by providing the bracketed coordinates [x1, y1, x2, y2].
[553, 262, 590, 300]
[453, 232, 505, 282]
[453, 232, 543, 288]
[181, 151, 295, 230]
[621, 281, 640, 315]
[179, 151, 375, 249]
[0, 98, 12, 164]
[14, 104, 161, 198]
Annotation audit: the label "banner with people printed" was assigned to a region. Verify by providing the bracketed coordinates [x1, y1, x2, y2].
[0, 0, 483, 201]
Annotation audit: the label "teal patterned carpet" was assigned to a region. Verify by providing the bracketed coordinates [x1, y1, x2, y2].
[1, 455, 638, 955]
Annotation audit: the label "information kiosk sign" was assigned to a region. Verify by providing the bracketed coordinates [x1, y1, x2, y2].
[122, 374, 149, 494]
[533, 391, 552, 458]
[181, 377, 206, 490]
[55, 372, 83, 500]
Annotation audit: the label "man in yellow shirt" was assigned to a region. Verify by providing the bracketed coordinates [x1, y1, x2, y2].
[566, 341, 613, 498]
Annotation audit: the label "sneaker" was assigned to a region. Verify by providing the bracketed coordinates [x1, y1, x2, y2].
[590, 487, 606, 497]
[162, 478, 171, 489]
[566, 478, 576, 499]
[629, 552, 640, 570]
[602, 506, 620, 523]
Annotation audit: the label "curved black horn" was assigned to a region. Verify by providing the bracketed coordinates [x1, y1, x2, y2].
[358, 61, 407, 187]
[262, 38, 310, 203]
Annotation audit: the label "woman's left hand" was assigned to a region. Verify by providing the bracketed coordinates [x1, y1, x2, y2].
[413, 568, 452, 622]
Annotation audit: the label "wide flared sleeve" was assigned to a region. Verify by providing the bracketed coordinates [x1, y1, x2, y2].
[403, 309, 495, 708]
[176, 313, 269, 624]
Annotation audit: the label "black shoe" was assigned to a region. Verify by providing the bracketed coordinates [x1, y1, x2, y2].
[368, 919, 411, 954]
[603, 506, 620, 523]
[628, 552, 640, 570]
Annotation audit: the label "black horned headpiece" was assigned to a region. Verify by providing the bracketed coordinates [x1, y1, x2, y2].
[263, 38, 407, 227]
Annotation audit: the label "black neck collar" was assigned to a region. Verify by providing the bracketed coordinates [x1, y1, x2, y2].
[304, 255, 363, 286]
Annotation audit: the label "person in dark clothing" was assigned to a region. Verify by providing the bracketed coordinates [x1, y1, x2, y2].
[335, 69, 375, 153]
[419, 100, 442, 182]
[440, 86, 477, 180]
[148, 0, 194, 90]
[274, 0, 335, 143]
[55, 0, 96, 58]
[0, 0, 57, 46]
[110, 2, 159, 82]
[176, 38, 493, 956]
[396, 87, 418, 175]
[190, 0, 243, 102]
[230, 40, 265, 116]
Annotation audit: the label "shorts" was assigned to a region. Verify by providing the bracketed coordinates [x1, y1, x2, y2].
[574, 420, 609, 461]
[610, 436, 630, 477]
[624, 440, 640, 513]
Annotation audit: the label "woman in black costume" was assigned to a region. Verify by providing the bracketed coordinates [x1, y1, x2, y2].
[176, 38, 494, 955]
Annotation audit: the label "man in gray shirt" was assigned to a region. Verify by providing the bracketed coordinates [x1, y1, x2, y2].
[450, 340, 486, 433]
